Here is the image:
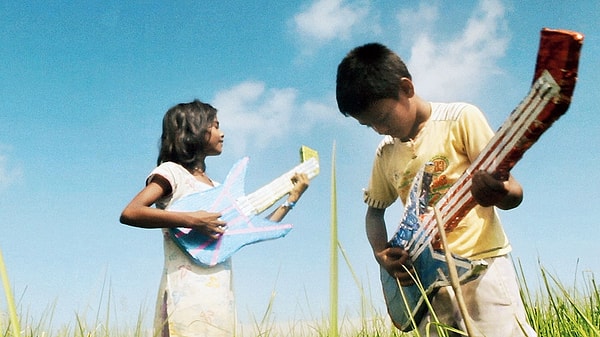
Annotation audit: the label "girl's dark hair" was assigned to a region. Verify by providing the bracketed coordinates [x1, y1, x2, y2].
[336, 43, 412, 117]
[157, 99, 217, 169]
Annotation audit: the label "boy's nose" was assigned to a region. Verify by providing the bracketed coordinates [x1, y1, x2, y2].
[372, 124, 388, 135]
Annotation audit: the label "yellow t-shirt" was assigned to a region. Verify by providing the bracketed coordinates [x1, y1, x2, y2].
[364, 102, 511, 259]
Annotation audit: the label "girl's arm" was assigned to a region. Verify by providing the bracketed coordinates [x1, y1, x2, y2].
[120, 175, 226, 240]
[267, 173, 310, 223]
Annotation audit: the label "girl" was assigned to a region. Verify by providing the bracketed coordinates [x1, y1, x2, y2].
[120, 99, 309, 337]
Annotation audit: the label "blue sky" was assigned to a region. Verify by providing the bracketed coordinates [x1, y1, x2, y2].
[1, 0, 598, 331]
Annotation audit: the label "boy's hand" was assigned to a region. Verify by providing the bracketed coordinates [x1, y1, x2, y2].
[376, 246, 415, 286]
[471, 170, 509, 207]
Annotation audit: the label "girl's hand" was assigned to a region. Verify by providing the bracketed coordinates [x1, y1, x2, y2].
[288, 173, 310, 202]
[266, 173, 310, 223]
[185, 210, 227, 241]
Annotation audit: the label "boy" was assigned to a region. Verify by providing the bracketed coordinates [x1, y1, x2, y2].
[336, 43, 536, 336]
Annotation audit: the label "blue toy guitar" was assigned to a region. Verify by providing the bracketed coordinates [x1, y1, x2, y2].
[167, 146, 319, 266]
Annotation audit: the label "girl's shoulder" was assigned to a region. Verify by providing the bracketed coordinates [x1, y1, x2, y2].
[156, 161, 186, 170]
[154, 161, 192, 175]
[148, 162, 190, 185]
[150, 162, 216, 209]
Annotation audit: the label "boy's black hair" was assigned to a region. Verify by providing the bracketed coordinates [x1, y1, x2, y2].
[157, 99, 217, 169]
[336, 43, 412, 117]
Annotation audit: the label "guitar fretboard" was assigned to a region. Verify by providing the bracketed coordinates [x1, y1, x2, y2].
[407, 71, 560, 256]
[405, 29, 584, 256]
[238, 158, 320, 216]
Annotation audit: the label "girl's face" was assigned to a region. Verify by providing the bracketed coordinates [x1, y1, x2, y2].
[204, 117, 224, 156]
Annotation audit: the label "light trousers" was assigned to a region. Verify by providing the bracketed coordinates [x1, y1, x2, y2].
[418, 255, 537, 337]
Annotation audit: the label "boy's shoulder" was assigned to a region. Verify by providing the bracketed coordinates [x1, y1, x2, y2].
[373, 103, 485, 157]
[430, 102, 481, 122]
[375, 135, 396, 157]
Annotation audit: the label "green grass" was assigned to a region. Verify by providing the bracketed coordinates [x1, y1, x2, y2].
[2, 260, 598, 336]
[518, 261, 600, 337]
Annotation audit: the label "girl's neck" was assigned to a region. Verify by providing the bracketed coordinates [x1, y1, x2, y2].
[190, 164, 214, 186]
[192, 163, 206, 173]
[190, 157, 207, 173]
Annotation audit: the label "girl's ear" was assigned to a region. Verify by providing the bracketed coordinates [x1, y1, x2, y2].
[399, 77, 415, 98]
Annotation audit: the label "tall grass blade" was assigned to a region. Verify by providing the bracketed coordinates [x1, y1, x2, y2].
[337, 242, 370, 322]
[0, 246, 21, 337]
[547, 271, 600, 336]
[329, 141, 339, 337]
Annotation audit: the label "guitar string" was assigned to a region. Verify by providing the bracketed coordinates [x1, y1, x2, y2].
[434, 78, 548, 224]
[412, 80, 556, 254]
[431, 74, 557, 230]
[248, 160, 316, 209]
[405, 74, 559, 257]
[249, 159, 319, 211]
[410, 77, 558, 258]
[246, 159, 319, 214]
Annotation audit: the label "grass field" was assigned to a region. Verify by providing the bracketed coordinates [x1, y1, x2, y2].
[1, 261, 598, 337]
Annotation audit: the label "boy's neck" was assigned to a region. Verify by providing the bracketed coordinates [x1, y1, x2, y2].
[401, 97, 431, 142]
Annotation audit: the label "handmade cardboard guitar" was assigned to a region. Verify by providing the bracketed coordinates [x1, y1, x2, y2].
[168, 146, 319, 266]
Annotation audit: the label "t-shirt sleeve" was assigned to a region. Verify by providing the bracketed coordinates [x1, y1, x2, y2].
[457, 104, 495, 162]
[363, 142, 398, 209]
[146, 162, 181, 209]
[147, 163, 177, 190]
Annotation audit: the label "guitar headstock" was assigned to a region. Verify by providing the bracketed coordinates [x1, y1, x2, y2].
[300, 145, 320, 177]
[300, 145, 318, 161]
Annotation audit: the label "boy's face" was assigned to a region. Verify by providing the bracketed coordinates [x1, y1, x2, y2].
[353, 97, 416, 140]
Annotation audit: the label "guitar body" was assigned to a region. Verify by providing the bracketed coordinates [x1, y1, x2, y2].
[168, 158, 294, 266]
[382, 28, 583, 331]
[381, 249, 486, 331]
[381, 167, 488, 331]
[168, 147, 319, 267]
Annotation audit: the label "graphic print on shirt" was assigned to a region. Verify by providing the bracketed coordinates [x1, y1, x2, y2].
[428, 155, 451, 205]
[395, 169, 416, 196]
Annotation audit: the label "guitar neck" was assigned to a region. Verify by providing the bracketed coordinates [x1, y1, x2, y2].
[438, 71, 560, 228]
[244, 157, 319, 214]
[413, 29, 583, 244]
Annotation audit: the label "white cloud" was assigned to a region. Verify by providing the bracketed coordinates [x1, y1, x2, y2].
[297, 100, 338, 133]
[0, 151, 22, 190]
[293, 0, 369, 43]
[397, 0, 510, 101]
[212, 83, 340, 156]
[212, 81, 299, 156]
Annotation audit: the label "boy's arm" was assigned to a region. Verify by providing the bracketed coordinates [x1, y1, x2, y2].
[365, 206, 388, 252]
[471, 171, 523, 210]
[366, 206, 414, 285]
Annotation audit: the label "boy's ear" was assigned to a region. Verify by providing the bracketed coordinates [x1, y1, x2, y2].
[399, 77, 415, 98]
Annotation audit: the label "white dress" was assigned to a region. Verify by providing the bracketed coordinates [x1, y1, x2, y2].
[149, 162, 235, 337]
